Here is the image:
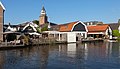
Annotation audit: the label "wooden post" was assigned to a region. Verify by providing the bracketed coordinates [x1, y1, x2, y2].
[59, 33, 60, 41]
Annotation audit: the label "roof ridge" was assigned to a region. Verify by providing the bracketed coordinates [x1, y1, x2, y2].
[59, 21, 79, 25]
[87, 24, 109, 27]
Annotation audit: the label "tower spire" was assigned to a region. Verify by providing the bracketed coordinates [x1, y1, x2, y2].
[39, 6, 48, 25]
[41, 6, 46, 15]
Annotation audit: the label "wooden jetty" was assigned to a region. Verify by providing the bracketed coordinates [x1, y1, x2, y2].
[30, 38, 67, 46]
[0, 42, 26, 49]
[81, 39, 104, 42]
[0, 40, 67, 49]
[31, 41, 67, 46]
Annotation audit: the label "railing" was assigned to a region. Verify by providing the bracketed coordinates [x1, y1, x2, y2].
[31, 37, 67, 45]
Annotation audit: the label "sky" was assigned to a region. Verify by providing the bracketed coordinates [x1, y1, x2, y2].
[1, 0, 120, 24]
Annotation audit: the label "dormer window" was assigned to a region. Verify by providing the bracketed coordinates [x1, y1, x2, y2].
[65, 25, 68, 29]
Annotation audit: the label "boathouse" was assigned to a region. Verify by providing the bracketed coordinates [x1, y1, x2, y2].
[87, 24, 112, 39]
[45, 21, 88, 43]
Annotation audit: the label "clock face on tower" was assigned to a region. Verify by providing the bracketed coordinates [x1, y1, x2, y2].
[41, 10, 46, 15]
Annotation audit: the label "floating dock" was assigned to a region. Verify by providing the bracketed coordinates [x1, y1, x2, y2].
[81, 39, 104, 42]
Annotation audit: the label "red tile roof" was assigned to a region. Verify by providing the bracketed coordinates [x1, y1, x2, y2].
[87, 24, 109, 32]
[59, 21, 79, 32]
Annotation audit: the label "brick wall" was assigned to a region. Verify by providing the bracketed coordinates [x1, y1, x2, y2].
[39, 15, 48, 25]
[0, 6, 4, 41]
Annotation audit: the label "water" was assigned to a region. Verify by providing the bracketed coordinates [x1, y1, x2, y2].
[0, 42, 120, 69]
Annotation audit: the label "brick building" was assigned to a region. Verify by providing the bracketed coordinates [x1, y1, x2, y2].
[0, 2, 5, 41]
[39, 6, 48, 25]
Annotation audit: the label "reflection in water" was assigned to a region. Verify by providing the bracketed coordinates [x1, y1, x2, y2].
[0, 52, 5, 69]
[39, 46, 49, 69]
[67, 43, 76, 58]
[0, 42, 119, 69]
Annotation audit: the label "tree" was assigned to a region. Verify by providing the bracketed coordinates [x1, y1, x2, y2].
[32, 20, 39, 25]
[113, 30, 120, 41]
[113, 30, 120, 37]
[41, 25, 48, 32]
[36, 27, 41, 33]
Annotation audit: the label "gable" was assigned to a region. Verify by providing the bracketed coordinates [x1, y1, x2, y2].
[23, 26, 36, 32]
[22, 22, 38, 32]
[72, 23, 86, 31]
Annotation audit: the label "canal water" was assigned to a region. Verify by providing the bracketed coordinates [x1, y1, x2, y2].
[0, 42, 120, 69]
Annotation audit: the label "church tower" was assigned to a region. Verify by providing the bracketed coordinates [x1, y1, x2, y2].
[39, 6, 48, 25]
[0, 2, 5, 41]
